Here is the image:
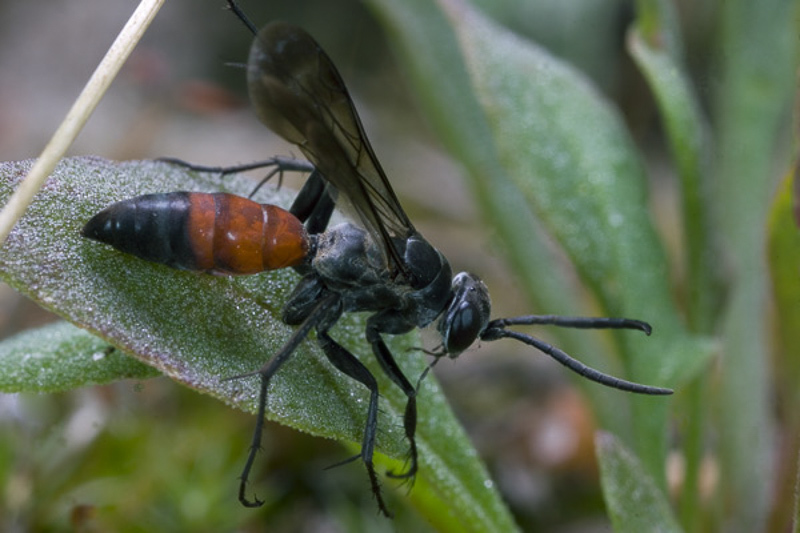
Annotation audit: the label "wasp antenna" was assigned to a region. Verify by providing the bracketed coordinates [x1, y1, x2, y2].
[226, 0, 259, 36]
[488, 315, 652, 336]
[482, 327, 672, 395]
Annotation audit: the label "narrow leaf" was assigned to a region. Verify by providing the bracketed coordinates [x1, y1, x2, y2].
[628, 23, 719, 332]
[0, 320, 158, 392]
[713, 1, 798, 529]
[769, 173, 800, 410]
[596, 431, 683, 533]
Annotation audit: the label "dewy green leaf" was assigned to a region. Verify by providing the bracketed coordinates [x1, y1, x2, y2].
[628, 24, 719, 333]
[596, 431, 682, 533]
[440, 0, 683, 351]
[0, 157, 513, 531]
[0, 320, 159, 392]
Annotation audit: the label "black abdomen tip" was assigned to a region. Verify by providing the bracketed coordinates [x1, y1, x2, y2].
[81, 210, 113, 242]
[81, 193, 193, 268]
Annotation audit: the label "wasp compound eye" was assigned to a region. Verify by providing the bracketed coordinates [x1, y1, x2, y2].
[439, 272, 491, 356]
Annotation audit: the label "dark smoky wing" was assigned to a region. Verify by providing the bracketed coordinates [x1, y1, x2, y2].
[246, 21, 414, 274]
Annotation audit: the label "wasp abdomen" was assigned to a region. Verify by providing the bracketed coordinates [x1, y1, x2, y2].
[82, 192, 309, 275]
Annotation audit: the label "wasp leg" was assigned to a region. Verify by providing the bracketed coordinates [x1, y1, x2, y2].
[157, 155, 313, 176]
[234, 293, 339, 507]
[238, 372, 270, 507]
[289, 169, 337, 235]
[157, 155, 314, 197]
[365, 323, 419, 481]
[158, 154, 337, 234]
[316, 330, 392, 518]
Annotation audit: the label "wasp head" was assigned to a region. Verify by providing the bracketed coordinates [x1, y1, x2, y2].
[437, 272, 492, 357]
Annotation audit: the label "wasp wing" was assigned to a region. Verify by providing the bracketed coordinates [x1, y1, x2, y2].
[246, 21, 414, 277]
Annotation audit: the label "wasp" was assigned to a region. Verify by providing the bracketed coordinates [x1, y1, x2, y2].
[82, 1, 672, 517]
